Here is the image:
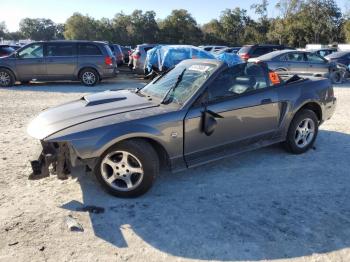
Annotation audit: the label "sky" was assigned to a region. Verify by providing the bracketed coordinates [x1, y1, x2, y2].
[1, 0, 349, 32]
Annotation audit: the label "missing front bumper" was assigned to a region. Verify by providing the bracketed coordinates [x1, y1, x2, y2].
[29, 142, 72, 180]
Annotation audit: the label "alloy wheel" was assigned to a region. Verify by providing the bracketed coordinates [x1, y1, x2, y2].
[0, 72, 11, 86]
[294, 118, 315, 148]
[100, 151, 144, 191]
[82, 71, 96, 85]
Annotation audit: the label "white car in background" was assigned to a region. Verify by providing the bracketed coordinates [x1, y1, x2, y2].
[198, 45, 227, 53]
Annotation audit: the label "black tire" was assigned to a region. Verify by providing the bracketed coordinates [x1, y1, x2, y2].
[79, 68, 99, 86]
[94, 139, 159, 198]
[0, 68, 15, 87]
[284, 109, 319, 154]
[330, 70, 343, 84]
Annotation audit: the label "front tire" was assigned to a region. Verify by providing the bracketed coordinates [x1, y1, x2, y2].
[80, 68, 99, 86]
[0, 69, 15, 87]
[284, 109, 319, 154]
[94, 140, 159, 198]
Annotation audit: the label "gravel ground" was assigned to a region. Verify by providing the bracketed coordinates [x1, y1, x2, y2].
[0, 75, 350, 262]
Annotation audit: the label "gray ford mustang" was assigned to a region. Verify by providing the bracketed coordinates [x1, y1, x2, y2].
[27, 59, 336, 197]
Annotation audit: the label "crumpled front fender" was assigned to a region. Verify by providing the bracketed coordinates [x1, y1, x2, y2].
[45, 122, 163, 160]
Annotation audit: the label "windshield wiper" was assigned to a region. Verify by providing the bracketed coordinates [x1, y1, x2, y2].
[136, 67, 175, 95]
[152, 66, 174, 84]
[162, 68, 186, 104]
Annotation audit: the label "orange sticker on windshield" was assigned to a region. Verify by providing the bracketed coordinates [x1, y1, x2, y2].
[269, 71, 281, 85]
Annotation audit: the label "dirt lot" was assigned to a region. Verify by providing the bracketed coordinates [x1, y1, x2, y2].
[0, 74, 350, 262]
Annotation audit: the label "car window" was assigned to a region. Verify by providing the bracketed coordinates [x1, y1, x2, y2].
[306, 53, 326, 63]
[207, 63, 269, 102]
[18, 44, 43, 59]
[282, 52, 305, 62]
[237, 46, 251, 54]
[108, 45, 115, 51]
[0, 47, 15, 56]
[253, 47, 271, 56]
[104, 45, 114, 57]
[46, 43, 75, 56]
[204, 47, 212, 52]
[317, 50, 329, 57]
[78, 44, 102, 56]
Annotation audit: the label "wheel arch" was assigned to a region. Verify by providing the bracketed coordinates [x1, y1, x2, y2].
[77, 66, 101, 79]
[283, 101, 322, 139]
[102, 136, 170, 170]
[296, 101, 322, 122]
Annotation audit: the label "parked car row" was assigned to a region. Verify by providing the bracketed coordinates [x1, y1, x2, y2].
[1, 39, 350, 88]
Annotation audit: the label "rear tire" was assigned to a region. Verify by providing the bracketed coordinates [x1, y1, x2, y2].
[94, 140, 159, 198]
[284, 109, 319, 154]
[79, 68, 99, 86]
[0, 68, 15, 87]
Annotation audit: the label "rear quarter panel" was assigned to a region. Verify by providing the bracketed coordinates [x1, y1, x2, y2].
[276, 77, 333, 138]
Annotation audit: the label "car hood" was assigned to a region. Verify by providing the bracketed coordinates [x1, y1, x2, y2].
[27, 89, 158, 139]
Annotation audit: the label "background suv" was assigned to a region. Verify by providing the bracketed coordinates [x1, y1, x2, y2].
[0, 40, 117, 87]
[238, 44, 291, 61]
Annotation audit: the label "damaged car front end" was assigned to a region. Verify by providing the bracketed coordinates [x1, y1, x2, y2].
[30, 141, 73, 180]
[26, 88, 175, 184]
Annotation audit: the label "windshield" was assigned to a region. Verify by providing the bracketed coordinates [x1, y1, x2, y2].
[326, 51, 348, 59]
[238, 46, 251, 54]
[140, 63, 217, 105]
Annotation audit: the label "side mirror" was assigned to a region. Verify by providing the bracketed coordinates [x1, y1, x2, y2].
[201, 108, 223, 136]
[202, 111, 217, 136]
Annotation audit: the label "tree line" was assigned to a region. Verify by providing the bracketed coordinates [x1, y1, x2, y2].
[1, 0, 350, 48]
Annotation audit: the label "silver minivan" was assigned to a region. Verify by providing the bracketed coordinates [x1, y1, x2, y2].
[0, 40, 117, 87]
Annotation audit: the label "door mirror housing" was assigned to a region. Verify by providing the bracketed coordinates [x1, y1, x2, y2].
[202, 110, 217, 136]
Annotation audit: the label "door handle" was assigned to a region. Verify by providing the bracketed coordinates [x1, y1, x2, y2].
[261, 98, 272, 104]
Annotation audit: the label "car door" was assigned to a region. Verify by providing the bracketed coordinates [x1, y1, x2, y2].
[45, 42, 77, 80]
[284, 52, 309, 75]
[184, 63, 282, 167]
[251, 47, 271, 58]
[305, 53, 329, 76]
[15, 43, 46, 80]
